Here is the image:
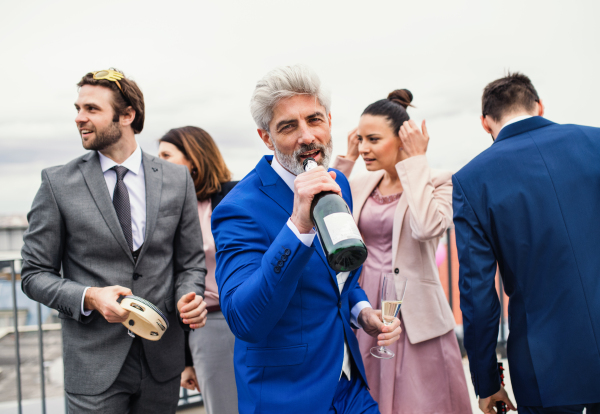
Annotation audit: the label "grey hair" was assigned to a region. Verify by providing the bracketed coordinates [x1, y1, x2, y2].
[250, 64, 332, 131]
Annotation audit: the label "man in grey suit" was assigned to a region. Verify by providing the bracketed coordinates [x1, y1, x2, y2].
[21, 69, 208, 413]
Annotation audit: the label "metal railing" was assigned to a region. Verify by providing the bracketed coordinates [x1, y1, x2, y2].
[0, 257, 202, 413]
[1, 257, 49, 414]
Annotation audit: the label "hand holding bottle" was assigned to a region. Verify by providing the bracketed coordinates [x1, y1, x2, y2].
[291, 165, 341, 234]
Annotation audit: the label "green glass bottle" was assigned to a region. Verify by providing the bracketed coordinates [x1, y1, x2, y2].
[303, 158, 368, 272]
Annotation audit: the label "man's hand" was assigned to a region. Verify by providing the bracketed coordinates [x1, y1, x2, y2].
[344, 127, 360, 162]
[399, 119, 430, 158]
[84, 285, 132, 323]
[358, 307, 402, 347]
[181, 366, 200, 392]
[178, 292, 207, 329]
[479, 386, 517, 413]
[291, 165, 341, 234]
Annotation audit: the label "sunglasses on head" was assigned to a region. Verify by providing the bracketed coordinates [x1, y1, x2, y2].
[92, 69, 125, 92]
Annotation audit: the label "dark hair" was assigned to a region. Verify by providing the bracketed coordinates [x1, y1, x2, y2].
[159, 126, 232, 201]
[77, 68, 145, 134]
[482, 72, 540, 122]
[362, 89, 413, 135]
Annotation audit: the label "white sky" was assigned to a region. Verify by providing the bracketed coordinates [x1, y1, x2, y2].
[1, 0, 599, 214]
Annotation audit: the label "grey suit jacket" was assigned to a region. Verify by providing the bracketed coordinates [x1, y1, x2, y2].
[21, 150, 206, 395]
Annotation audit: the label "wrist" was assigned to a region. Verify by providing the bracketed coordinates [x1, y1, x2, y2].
[290, 214, 313, 234]
[344, 153, 359, 162]
[84, 287, 98, 311]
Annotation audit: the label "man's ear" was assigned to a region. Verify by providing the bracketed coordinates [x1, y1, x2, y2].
[328, 112, 332, 128]
[120, 106, 136, 127]
[481, 115, 492, 134]
[537, 100, 545, 117]
[257, 129, 275, 151]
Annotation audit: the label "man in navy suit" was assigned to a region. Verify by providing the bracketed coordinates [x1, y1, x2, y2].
[212, 64, 401, 414]
[453, 73, 600, 414]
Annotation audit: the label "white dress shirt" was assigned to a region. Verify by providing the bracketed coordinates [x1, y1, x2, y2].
[81, 144, 147, 316]
[271, 156, 372, 379]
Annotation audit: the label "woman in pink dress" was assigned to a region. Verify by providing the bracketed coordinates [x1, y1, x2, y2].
[332, 89, 471, 413]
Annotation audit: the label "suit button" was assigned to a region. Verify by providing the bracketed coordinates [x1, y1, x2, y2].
[338, 300, 342, 309]
[280, 255, 288, 262]
[133, 273, 142, 280]
[284, 249, 291, 256]
[394, 268, 399, 274]
[277, 260, 284, 267]
[274, 266, 281, 273]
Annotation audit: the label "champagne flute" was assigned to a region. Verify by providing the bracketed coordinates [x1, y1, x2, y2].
[370, 273, 407, 359]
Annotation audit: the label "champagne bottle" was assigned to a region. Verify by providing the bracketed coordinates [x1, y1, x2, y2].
[302, 157, 368, 272]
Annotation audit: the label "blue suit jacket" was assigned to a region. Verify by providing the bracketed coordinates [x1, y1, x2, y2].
[453, 117, 600, 407]
[212, 155, 369, 414]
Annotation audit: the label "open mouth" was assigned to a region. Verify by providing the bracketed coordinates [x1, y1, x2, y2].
[298, 148, 321, 161]
[363, 157, 376, 163]
[80, 129, 94, 139]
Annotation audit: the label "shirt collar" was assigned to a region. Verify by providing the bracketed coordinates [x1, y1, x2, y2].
[498, 115, 533, 134]
[98, 144, 143, 175]
[271, 156, 297, 192]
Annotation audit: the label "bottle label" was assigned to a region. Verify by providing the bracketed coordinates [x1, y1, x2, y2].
[323, 212, 363, 245]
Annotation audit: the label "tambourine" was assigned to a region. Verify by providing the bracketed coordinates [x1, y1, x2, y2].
[120, 296, 169, 341]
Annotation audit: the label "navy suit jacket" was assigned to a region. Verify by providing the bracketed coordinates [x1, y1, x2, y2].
[453, 117, 600, 407]
[212, 155, 369, 414]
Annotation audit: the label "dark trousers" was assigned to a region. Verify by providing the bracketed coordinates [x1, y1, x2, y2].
[329, 365, 379, 414]
[66, 338, 180, 414]
[519, 403, 600, 414]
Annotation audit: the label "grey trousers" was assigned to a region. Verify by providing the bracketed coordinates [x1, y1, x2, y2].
[66, 338, 180, 414]
[189, 311, 238, 414]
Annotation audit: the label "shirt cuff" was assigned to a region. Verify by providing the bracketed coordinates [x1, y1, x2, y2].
[81, 287, 93, 317]
[351, 301, 372, 329]
[286, 218, 316, 247]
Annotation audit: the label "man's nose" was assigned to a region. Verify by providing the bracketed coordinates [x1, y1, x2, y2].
[297, 122, 316, 146]
[75, 111, 87, 124]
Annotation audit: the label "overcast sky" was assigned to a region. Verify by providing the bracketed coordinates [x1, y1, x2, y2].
[1, 0, 599, 215]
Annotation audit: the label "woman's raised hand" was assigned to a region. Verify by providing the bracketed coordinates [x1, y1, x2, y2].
[345, 127, 360, 162]
[399, 120, 429, 157]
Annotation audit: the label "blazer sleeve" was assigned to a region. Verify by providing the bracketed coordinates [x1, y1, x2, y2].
[212, 201, 315, 344]
[173, 170, 207, 325]
[396, 155, 453, 241]
[330, 156, 355, 179]
[453, 175, 501, 398]
[21, 169, 91, 323]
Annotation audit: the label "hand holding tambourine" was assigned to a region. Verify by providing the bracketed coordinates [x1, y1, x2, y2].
[120, 296, 169, 341]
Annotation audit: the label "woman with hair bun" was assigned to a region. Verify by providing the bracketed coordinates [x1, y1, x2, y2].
[332, 90, 471, 413]
[158, 126, 238, 414]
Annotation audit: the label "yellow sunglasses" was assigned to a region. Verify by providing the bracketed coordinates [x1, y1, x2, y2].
[92, 69, 124, 92]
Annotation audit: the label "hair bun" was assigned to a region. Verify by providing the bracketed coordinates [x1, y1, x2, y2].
[387, 89, 413, 109]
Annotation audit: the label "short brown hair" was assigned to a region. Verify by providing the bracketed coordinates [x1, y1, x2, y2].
[159, 126, 232, 201]
[77, 68, 145, 134]
[482, 72, 540, 122]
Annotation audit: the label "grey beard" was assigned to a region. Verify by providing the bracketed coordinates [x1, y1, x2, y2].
[83, 121, 122, 151]
[273, 140, 333, 176]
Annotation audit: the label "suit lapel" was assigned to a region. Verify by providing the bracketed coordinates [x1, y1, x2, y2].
[351, 171, 385, 223]
[391, 195, 409, 263]
[78, 152, 134, 264]
[135, 152, 162, 266]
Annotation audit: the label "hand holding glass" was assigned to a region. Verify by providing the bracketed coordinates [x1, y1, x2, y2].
[370, 273, 407, 359]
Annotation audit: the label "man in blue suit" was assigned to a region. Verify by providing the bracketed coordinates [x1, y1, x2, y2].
[453, 72, 600, 414]
[212, 65, 401, 414]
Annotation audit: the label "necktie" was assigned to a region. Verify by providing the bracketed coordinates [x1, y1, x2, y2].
[111, 166, 133, 251]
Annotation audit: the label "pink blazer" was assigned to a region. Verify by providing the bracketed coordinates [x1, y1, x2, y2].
[332, 155, 456, 344]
